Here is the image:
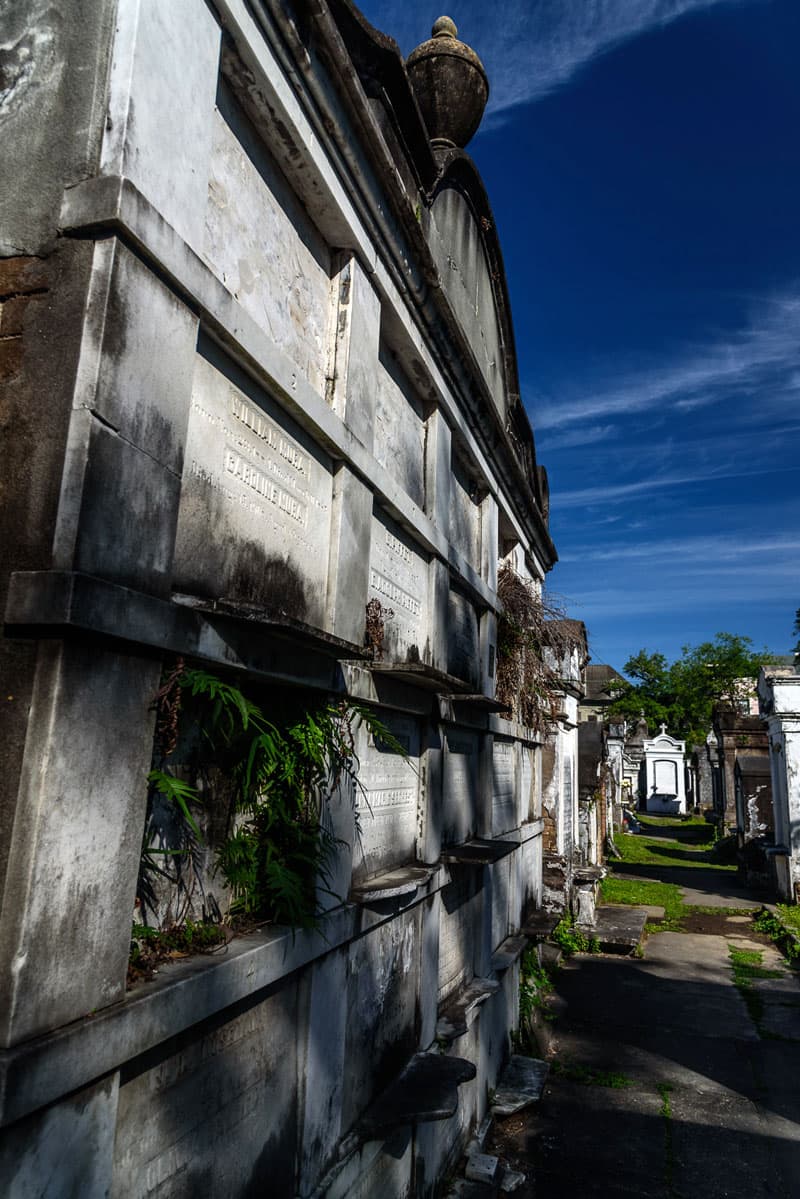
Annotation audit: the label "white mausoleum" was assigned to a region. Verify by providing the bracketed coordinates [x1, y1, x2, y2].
[640, 725, 687, 815]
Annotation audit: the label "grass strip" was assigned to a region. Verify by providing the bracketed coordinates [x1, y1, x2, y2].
[600, 876, 684, 928]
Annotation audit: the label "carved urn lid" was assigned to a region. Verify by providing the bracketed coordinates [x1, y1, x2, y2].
[406, 16, 489, 149]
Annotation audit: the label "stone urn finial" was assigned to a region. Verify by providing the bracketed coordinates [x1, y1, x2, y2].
[406, 15, 489, 149]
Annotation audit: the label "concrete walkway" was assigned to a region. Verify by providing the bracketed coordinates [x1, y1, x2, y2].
[487, 916, 800, 1197]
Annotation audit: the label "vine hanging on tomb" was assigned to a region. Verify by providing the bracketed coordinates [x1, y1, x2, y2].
[495, 563, 580, 732]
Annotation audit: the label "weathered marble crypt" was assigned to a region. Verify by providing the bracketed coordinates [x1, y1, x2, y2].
[0, 2, 557, 1195]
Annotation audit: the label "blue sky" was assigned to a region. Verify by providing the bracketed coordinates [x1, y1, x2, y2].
[356, 0, 800, 669]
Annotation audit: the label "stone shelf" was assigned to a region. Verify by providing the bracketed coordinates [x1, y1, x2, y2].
[491, 1054, 550, 1117]
[171, 591, 371, 657]
[436, 978, 500, 1043]
[441, 838, 517, 866]
[490, 935, 528, 973]
[521, 911, 559, 941]
[356, 1052, 476, 1140]
[349, 865, 439, 904]
[451, 695, 512, 714]
[573, 864, 605, 884]
[369, 661, 474, 694]
[4, 572, 367, 686]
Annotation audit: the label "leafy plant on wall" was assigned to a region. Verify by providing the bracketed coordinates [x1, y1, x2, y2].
[495, 563, 580, 731]
[138, 661, 397, 930]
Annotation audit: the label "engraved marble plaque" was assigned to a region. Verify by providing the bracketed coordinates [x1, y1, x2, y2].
[173, 350, 333, 624]
[443, 729, 479, 845]
[355, 716, 420, 878]
[492, 739, 516, 836]
[368, 509, 429, 662]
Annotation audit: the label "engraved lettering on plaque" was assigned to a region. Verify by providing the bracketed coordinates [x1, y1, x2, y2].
[368, 511, 428, 659]
[175, 353, 333, 608]
[356, 717, 420, 874]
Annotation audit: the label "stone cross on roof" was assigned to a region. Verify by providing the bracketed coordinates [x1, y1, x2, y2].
[659, 723, 668, 735]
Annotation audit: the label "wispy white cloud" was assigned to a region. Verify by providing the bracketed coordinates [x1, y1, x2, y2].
[537, 423, 615, 451]
[357, 1, 762, 120]
[555, 461, 800, 508]
[559, 534, 800, 565]
[531, 288, 800, 431]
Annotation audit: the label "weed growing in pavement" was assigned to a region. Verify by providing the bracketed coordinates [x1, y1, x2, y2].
[656, 1082, 673, 1119]
[551, 1060, 633, 1088]
[776, 905, 800, 937]
[753, 909, 800, 964]
[728, 944, 784, 1033]
[656, 1083, 677, 1194]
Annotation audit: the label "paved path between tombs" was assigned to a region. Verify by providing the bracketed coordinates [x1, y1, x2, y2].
[488, 912, 800, 1197]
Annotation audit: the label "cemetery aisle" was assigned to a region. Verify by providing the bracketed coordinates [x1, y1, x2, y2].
[489, 921, 800, 1196]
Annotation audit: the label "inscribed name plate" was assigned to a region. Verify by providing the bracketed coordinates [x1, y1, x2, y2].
[173, 351, 333, 624]
[368, 509, 429, 662]
[355, 716, 420, 878]
[442, 729, 479, 845]
[492, 740, 516, 836]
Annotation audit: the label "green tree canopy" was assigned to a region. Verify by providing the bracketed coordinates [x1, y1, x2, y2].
[607, 633, 771, 747]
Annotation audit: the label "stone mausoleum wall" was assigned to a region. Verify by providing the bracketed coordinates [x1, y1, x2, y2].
[0, 3, 556, 1195]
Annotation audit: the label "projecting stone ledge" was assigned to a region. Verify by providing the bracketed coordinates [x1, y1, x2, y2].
[521, 911, 559, 941]
[437, 978, 500, 1043]
[349, 864, 438, 904]
[442, 839, 517, 866]
[356, 1053, 476, 1140]
[490, 935, 529, 972]
[580, 905, 648, 954]
[491, 1054, 550, 1118]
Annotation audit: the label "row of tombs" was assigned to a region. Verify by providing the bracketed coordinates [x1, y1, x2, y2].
[0, 1, 589, 1196]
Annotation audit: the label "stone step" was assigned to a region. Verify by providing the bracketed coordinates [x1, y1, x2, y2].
[491, 1053, 550, 1117]
[590, 905, 648, 954]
